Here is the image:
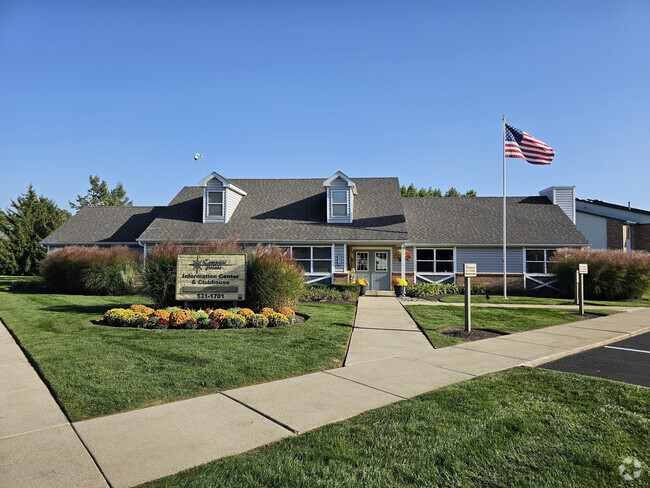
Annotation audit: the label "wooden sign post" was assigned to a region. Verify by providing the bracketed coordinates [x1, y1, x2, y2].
[463, 263, 477, 332]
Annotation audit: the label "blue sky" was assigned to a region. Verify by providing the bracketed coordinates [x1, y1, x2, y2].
[1, 1, 649, 212]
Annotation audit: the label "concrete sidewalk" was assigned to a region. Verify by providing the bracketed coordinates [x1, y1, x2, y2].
[344, 296, 432, 365]
[399, 298, 639, 312]
[4, 302, 650, 487]
[0, 321, 108, 488]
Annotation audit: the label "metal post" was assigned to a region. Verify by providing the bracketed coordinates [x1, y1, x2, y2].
[464, 276, 471, 332]
[502, 115, 507, 299]
[579, 274, 584, 315]
[574, 270, 580, 305]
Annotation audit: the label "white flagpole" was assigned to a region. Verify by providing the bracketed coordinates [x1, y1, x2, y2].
[502, 115, 507, 299]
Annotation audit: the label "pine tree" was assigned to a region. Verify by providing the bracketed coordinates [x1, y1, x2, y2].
[444, 187, 461, 197]
[70, 175, 133, 210]
[0, 186, 70, 275]
[401, 183, 476, 198]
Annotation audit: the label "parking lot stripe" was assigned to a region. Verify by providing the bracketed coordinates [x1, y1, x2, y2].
[603, 345, 650, 354]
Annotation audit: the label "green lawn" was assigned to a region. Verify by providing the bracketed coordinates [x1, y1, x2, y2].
[439, 293, 650, 307]
[141, 367, 649, 488]
[0, 287, 355, 421]
[404, 305, 613, 348]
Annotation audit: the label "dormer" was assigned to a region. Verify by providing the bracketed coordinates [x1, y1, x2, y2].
[323, 171, 357, 223]
[199, 172, 247, 223]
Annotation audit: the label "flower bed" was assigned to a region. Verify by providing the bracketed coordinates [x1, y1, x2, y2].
[99, 304, 300, 330]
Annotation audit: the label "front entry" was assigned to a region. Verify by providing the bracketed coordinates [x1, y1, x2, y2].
[355, 250, 391, 290]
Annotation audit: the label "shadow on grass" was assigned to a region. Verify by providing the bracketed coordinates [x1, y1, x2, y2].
[42, 304, 139, 315]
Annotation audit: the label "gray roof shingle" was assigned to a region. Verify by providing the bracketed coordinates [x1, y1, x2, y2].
[138, 178, 409, 242]
[402, 196, 589, 246]
[42, 206, 164, 245]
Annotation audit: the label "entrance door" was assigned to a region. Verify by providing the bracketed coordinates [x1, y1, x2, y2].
[355, 250, 391, 290]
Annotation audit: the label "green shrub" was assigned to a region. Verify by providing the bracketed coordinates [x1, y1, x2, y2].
[221, 314, 246, 329]
[550, 248, 650, 300]
[245, 313, 269, 328]
[300, 285, 355, 302]
[267, 312, 290, 328]
[140, 239, 239, 308]
[227, 307, 241, 314]
[40, 245, 141, 295]
[246, 244, 305, 310]
[405, 282, 487, 298]
[165, 306, 180, 314]
[331, 283, 361, 296]
[197, 318, 218, 329]
[191, 310, 209, 321]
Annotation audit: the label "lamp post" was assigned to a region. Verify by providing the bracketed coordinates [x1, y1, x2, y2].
[194, 153, 204, 178]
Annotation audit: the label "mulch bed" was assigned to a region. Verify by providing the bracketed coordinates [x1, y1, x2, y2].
[563, 311, 607, 319]
[440, 328, 508, 341]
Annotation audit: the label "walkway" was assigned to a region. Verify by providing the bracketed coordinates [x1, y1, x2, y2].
[2, 303, 649, 487]
[399, 298, 639, 312]
[0, 322, 108, 487]
[345, 296, 432, 365]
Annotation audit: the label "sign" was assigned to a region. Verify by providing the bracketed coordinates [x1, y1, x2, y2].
[463, 263, 477, 277]
[176, 253, 246, 301]
[578, 263, 588, 274]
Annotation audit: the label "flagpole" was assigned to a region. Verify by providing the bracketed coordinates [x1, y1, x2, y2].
[502, 115, 507, 299]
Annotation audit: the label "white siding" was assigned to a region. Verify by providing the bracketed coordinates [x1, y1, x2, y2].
[456, 248, 524, 273]
[576, 212, 606, 249]
[576, 200, 650, 224]
[224, 188, 242, 223]
[204, 180, 242, 223]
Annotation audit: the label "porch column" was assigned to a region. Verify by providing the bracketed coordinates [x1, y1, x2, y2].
[401, 245, 406, 280]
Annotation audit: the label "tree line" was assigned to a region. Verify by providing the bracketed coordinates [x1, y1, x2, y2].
[400, 184, 477, 198]
[0, 176, 132, 275]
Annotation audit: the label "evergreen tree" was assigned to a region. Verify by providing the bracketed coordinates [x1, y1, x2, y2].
[0, 186, 70, 275]
[70, 175, 133, 210]
[401, 183, 475, 198]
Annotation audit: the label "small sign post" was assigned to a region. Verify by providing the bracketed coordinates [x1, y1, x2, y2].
[574, 270, 580, 305]
[463, 263, 477, 332]
[578, 263, 588, 315]
[176, 253, 246, 303]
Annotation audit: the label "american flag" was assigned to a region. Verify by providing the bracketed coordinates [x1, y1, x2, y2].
[504, 124, 555, 165]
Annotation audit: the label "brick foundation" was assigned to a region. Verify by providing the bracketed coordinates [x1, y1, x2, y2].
[455, 273, 524, 289]
[391, 272, 415, 285]
[333, 273, 351, 283]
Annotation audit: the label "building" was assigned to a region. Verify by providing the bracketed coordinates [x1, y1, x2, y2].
[575, 199, 650, 252]
[42, 171, 589, 292]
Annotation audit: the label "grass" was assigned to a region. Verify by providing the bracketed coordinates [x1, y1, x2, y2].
[0, 286, 355, 421]
[141, 367, 650, 488]
[404, 305, 614, 348]
[439, 291, 650, 307]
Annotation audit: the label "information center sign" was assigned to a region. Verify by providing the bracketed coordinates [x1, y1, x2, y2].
[176, 253, 246, 301]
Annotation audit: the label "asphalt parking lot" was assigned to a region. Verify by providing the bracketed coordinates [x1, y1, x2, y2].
[540, 332, 650, 387]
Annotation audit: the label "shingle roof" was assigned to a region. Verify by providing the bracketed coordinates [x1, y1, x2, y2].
[402, 196, 589, 246]
[138, 178, 409, 242]
[41, 206, 164, 245]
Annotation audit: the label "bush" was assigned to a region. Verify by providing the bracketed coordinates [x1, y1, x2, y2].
[191, 310, 209, 321]
[260, 307, 275, 317]
[278, 306, 295, 318]
[130, 304, 154, 317]
[152, 309, 170, 321]
[550, 248, 650, 300]
[237, 308, 254, 317]
[333, 283, 361, 296]
[267, 312, 290, 328]
[405, 282, 487, 298]
[103, 308, 147, 327]
[140, 239, 239, 308]
[146, 317, 168, 329]
[300, 285, 355, 302]
[40, 245, 141, 295]
[197, 318, 218, 329]
[221, 314, 246, 329]
[169, 309, 196, 328]
[246, 313, 268, 328]
[246, 244, 305, 310]
[209, 309, 229, 321]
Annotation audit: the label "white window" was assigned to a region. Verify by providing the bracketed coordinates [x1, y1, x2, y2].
[207, 191, 224, 217]
[291, 246, 332, 274]
[356, 252, 369, 271]
[525, 249, 556, 274]
[331, 190, 349, 217]
[416, 249, 454, 273]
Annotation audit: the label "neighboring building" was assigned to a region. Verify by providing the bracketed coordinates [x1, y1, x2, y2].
[42, 171, 589, 292]
[575, 199, 650, 252]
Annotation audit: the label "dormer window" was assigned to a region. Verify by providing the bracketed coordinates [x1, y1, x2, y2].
[199, 172, 247, 223]
[207, 191, 224, 217]
[323, 171, 357, 224]
[331, 190, 349, 217]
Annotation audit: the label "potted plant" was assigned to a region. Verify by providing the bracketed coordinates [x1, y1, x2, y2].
[392, 249, 412, 261]
[392, 277, 407, 296]
[355, 278, 369, 296]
